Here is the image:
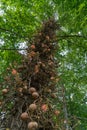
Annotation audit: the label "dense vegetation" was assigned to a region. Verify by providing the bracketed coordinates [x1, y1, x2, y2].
[0, 0, 87, 130]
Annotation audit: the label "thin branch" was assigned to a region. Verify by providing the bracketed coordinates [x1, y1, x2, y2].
[0, 27, 87, 39]
[57, 35, 87, 39]
[0, 27, 87, 51]
[0, 48, 27, 50]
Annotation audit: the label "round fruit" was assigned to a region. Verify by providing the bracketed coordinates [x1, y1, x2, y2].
[34, 65, 39, 73]
[32, 92, 39, 99]
[30, 51, 36, 57]
[12, 69, 17, 75]
[51, 93, 57, 98]
[47, 89, 51, 93]
[2, 89, 8, 94]
[31, 45, 35, 49]
[50, 76, 55, 80]
[41, 104, 48, 112]
[18, 87, 23, 93]
[29, 104, 37, 111]
[20, 112, 29, 120]
[29, 87, 36, 94]
[54, 110, 60, 116]
[48, 61, 53, 66]
[47, 48, 50, 51]
[46, 35, 50, 40]
[23, 86, 27, 90]
[28, 121, 38, 129]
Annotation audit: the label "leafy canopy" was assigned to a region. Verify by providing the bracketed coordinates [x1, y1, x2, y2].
[0, 0, 87, 129]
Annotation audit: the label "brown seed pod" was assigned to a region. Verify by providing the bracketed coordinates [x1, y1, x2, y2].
[17, 87, 23, 93]
[48, 61, 54, 66]
[28, 121, 38, 129]
[30, 51, 36, 57]
[12, 69, 17, 75]
[29, 104, 37, 111]
[31, 45, 35, 49]
[41, 104, 48, 112]
[47, 89, 52, 93]
[29, 87, 36, 94]
[34, 65, 39, 73]
[54, 110, 60, 116]
[46, 35, 50, 41]
[2, 89, 8, 94]
[50, 76, 55, 80]
[47, 48, 51, 52]
[32, 92, 39, 99]
[20, 112, 29, 120]
[23, 85, 28, 90]
[42, 63, 45, 67]
[51, 93, 57, 98]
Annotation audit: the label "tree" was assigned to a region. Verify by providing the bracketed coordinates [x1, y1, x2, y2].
[0, 18, 60, 130]
[0, 0, 87, 130]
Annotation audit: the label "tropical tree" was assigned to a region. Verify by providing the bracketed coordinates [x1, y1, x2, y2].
[0, 0, 87, 130]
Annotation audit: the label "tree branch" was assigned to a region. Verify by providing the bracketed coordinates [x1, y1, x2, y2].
[0, 48, 27, 50]
[0, 27, 87, 39]
[57, 35, 87, 39]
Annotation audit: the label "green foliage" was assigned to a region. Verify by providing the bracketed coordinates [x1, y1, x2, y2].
[53, 0, 87, 34]
[0, 0, 87, 129]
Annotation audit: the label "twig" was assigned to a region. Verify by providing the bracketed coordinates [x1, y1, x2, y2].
[57, 35, 87, 39]
[0, 27, 87, 39]
[0, 48, 27, 50]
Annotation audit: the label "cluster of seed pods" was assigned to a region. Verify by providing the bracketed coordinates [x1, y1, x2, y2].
[1, 18, 60, 130]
